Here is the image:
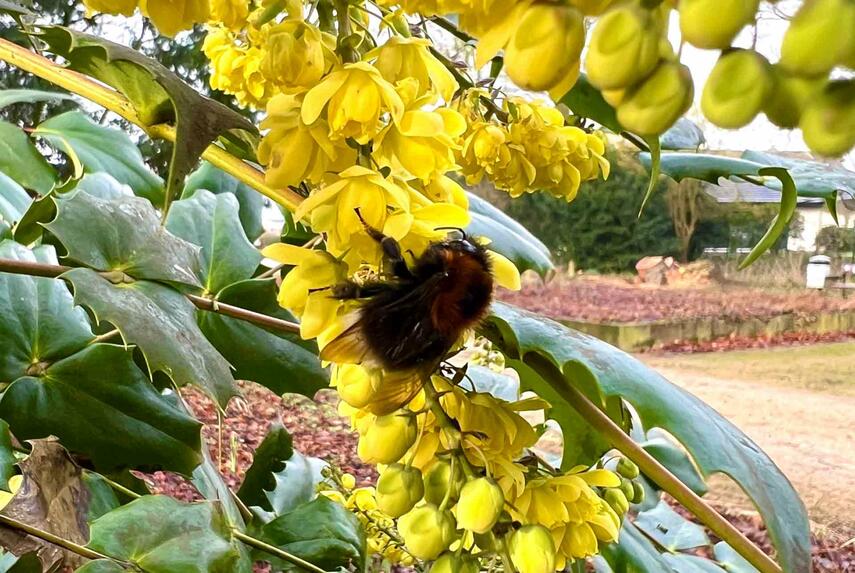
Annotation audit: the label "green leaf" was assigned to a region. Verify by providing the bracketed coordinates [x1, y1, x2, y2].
[46, 190, 202, 286]
[599, 522, 673, 573]
[280, 209, 316, 245]
[75, 561, 125, 573]
[466, 192, 553, 276]
[741, 150, 854, 199]
[257, 497, 365, 572]
[265, 450, 326, 518]
[197, 279, 327, 398]
[0, 221, 10, 240]
[0, 171, 31, 224]
[467, 364, 519, 402]
[714, 542, 760, 573]
[184, 162, 265, 241]
[664, 554, 728, 573]
[0, 551, 42, 573]
[660, 118, 705, 151]
[237, 425, 293, 511]
[73, 172, 134, 199]
[737, 167, 796, 269]
[483, 302, 811, 573]
[38, 27, 256, 205]
[0, 420, 15, 492]
[87, 496, 250, 573]
[0, 88, 75, 109]
[634, 501, 710, 551]
[82, 471, 122, 522]
[62, 267, 237, 407]
[0, 344, 202, 473]
[0, 241, 93, 382]
[638, 136, 661, 216]
[0, 0, 33, 17]
[192, 447, 249, 529]
[166, 189, 261, 293]
[641, 431, 708, 497]
[0, 120, 56, 194]
[558, 73, 621, 133]
[33, 111, 163, 204]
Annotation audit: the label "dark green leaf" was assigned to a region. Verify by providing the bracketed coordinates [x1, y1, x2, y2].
[634, 501, 710, 551]
[258, 497, 365, 572]
[38, 27, 256, 205]
[466, 192, 553, 276]
[665, 554, 727, 573]
[184, 162, 265, 241]
[33, 111, 163, 204]
[280, 209, 315, 245]
[46, 190, 202, 286]
[0, 241, 93, 382]
[483, 302, 811, 573]
[12, 193, 54, 245]
[0, 420, 14, 492]
[0, 171, 32, 224]
[74, 561, 125, 573]
[642, 432, 708, 497]
[191, 446, 248, 529]
[237, 425, 293, 511]
[0, 221, 10, 240]
[737, 167, 796, 268]
[62, 267, 237, 407]
[82, 471, 121, 522]
[0, 120, 56, 194]
[0, 89, 75, 109]
[558, 73, 621, 133]
[87, 496, 250, 573]
[0, 344, 202, 473]
[599, 522, 672, 573]
[197, 279, 327, 398]
[0, 551, 42, 573]
[714, 542, 760, 573]
[638, 136, 660, 216]
[166, 189, 261, 293]
[265, 450, 326, 518]
[660, 118, 705, 151]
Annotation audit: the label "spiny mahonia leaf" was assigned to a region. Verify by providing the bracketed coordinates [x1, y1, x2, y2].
[86, 496, 251, 573]
[192, 447, 248, 529]
[0, 550, 42, 573]
[664, 554, 728, 573]
[74, 561, 125, 573]
[38, 27, 257, 202]
[466, 192, 553, 276]
[713, 542, 760, 573]
[483, 302, 810, 573]
[264, 450, 326, 519]
[82, 472, 121, 522]
[46, 190, 202, 287]
[0, 241, 93, 382]
[0, 420, 15, 493]
[558, 73, 621, 133]
[634, 501, 710, 551]
[184, 162, 265, 242]
[62, 267, 237, 407]
[237, 425, 293, 511]
[661, 118, 706, 151]
[33, 111, 163, 205]
[0, 171, 31, 225]
[257, 497, 365, 572]
[0, 120, 56, 194]
[165, 189, 261, 293]
[742, 150, 855, 200]
[641, 430, 708, 498]
[0, 344, 202, 473]
[599, 523, 674, 573]
[197, 279, 327, 398]
[0, 88, 75, 109]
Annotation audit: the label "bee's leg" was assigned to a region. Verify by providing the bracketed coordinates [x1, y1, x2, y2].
[354, 208, 413, 279]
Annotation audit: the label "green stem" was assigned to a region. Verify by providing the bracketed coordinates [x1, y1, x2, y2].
[0, 514, 118, 563]
[233, 530, 329, 573]
[527, 355, 783, 573]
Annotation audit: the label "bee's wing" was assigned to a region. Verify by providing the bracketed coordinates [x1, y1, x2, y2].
[364, 369, 424, 415]
[319, 310, 380, 367]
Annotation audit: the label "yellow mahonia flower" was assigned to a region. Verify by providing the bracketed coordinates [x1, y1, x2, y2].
[81, 0, 136, 17]
[366, 36, 459, 102]
[261, 21, 337, 93]
[203, 27, 277, 108]
[302, 62, 405, 144]
[258, 93, 356, 187]
[140, 0, 209, 36]
[208, 0, 248, 29]
[411, 175, 469, 208]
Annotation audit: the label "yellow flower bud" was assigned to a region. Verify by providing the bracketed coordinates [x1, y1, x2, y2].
[376, 464, 424, 518]
[508, 525, 556, 573]
[678, 0, 759, 50]
[423, 459, 464, 505]
[333, 364, 379, 409]
[800, 81, 855, 157]
[617, 61, 693, 136]
[455, 477, 504, 534]
[341, 473, 357, 490]
[504, 4, 585, 97]
[779, 0, 855, 77]
[357, 411, 417, 464]
[585, 6, 660, 90]
[398, 505, 458, 560]
[701, 50, 771, 129]
[432, 552, 479, 573]
[764, 68, 824, 129]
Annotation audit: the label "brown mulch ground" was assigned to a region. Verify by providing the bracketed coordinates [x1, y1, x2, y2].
[145, 382, 854, 573]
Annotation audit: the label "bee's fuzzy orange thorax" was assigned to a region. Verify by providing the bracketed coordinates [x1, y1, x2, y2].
[430, 249, 493, 337]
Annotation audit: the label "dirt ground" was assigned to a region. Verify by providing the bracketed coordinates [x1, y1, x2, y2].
[640, 342, 855, 539]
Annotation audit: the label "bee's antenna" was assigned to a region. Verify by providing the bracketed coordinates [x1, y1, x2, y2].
[434, 226, 468, 240]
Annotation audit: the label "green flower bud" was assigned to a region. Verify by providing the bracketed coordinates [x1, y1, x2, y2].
[585, 6, 660, 90]
[617, 61, 693, 135]
[701, 50, 771, 129]
[357, 411, 416, 464]
[779, 0, 855, 77]
[376, 464, 424, 518]
[800, 81, 855, 157]
[508, 525, 556, 573]
[398, 505, 458, 560]
[632, 481, 646, 504]
[456, 477, 504, 534]
[432, 552, 480, 573]
[604, 488, 630, 516]
[764, 67, 825, 129]
[679, 0, 759, 50]
[616, 458, 639, 479]
[423, 459, 464, 505]
[505, 4, 585, 97]
[619, 477, 635, 501]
